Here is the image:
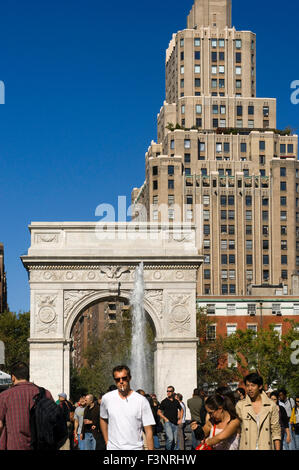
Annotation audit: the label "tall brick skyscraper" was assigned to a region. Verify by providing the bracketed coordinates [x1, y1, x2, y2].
[132, 0, 299, 299]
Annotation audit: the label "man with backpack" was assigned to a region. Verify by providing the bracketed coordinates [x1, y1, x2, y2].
[0, 361, 67, 450]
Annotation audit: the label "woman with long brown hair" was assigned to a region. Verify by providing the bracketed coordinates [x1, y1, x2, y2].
[191, 394, 240, 450]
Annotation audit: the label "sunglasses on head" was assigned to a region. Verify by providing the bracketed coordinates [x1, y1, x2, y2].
[114, 375, 129, 383]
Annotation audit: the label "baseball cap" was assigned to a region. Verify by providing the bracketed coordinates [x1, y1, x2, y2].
[58, 392, 67, 399]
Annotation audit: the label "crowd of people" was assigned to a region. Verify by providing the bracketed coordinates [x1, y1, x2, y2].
[0, 361, 298, 451]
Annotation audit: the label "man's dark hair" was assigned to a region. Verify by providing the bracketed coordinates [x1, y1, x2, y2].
[167, 385, 175, 392]
[237, 387, 246, 397]
[112, 365, 131, 378]
[193, 388, 200, 396]
[278, 388, 287, 396]
[10, 362, 29, 381]
[244, 373, 263, 387]
[270, 391, 279, 399]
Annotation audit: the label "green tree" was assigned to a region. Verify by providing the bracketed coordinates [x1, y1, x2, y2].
[224, 320, 299, 394]
[70, 308, 155, 400]
[0, 311, 30, 372]
[196, 309, 236, 389]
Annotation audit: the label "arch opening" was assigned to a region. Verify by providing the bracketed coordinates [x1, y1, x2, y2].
[69, 296, 156, 399]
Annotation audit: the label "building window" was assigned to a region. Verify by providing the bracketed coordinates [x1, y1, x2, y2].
[203, 239, 211, 250]
[281, 240, 287, 251]
[221, 254, 228, 265]
[184, 139, 191, 149]
[168, 165, 174, 176]
[240, 142, 246, 152]
[168, 180, 174, 189]
[236, 39, 242, 49]
[247, 324, 257, 334]
[195, 51, 200, 60]
[204, 225, 210, 235]
[280, 167, 286, 177]
[280, 211, 287, 221]
[221, 284, 228, 294]
[195, 78, 201, 88]
[272, 304, 281, 316]
[281, 255, 288, 265]
[153, 180, 158, 190]
[246, 240, 253, 250]
[248, 304, 257, 316]
[207, 325, 216, 342]
[196, 104, 202, 114]
[184, 153, 191, 163]
[246, 255, 253, 265]
[248, 105, 254, 115]
[194, 38, 200, 47]
[280, 181, 287, 191]
[204, 269, 211, 280]
[227, 324, 237, 336]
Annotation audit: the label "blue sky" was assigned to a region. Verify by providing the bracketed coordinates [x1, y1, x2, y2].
[0, 0, 298, 313]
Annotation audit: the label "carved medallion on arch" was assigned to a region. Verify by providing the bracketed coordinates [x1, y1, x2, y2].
[167, 293, 191, 335]
[36, 294, 58, 335]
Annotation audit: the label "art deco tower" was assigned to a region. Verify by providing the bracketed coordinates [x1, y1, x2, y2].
[132, 0, 299, 298]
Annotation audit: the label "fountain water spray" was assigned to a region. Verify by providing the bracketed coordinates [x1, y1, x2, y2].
[130, 262, 152, 392]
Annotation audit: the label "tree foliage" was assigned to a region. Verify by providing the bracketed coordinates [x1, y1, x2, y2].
[70, 309, 155, 401]
[196, 309, 236, 389]
[224, 319, 299, 395]
[0, 311, 30, 372]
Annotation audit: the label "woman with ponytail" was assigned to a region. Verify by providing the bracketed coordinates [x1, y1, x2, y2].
[191, 394, 240, 450]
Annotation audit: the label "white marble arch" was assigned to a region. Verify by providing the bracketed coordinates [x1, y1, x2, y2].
[22, 222, 203, 414]
[64, 290, 162, 342]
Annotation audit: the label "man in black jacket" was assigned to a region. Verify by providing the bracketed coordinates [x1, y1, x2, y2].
[81, 394, 105, 450]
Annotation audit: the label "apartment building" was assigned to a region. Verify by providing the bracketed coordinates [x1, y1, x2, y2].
[132, 0, 299, 305]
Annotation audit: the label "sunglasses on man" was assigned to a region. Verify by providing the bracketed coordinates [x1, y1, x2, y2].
[114, 376, 129, 383]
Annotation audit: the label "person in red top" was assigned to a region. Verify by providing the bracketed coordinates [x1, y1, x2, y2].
[0, 361, 53, 450]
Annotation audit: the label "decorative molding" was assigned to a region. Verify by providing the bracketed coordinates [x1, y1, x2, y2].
[63, 290, 97, 319]
[145, 290, 163, 319]
[36, 294, 58, 335]
[99, 266, 130, 279]
[35, 233, 59, 244]
[168, 294, 191, 334]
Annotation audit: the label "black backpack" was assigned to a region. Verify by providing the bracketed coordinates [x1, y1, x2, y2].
[30, 387, 68, 451]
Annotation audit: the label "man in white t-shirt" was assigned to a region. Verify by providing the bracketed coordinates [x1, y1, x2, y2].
[100, 365, 155, 450]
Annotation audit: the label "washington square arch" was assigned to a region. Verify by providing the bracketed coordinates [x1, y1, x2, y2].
[21, 221, 203, 411]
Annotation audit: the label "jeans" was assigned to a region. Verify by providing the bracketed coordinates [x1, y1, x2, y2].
[283, 424, 296, 450]
[164, 422, 178, 451]
[78, 433, 85, 450]
[84, 432, 96, 450]
[293, 431, 299, 450]
[153, 435, 160, 449]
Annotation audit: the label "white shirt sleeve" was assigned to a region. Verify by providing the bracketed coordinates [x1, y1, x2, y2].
[141, 398, 156, 427]
[100, 396, 109, 419]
